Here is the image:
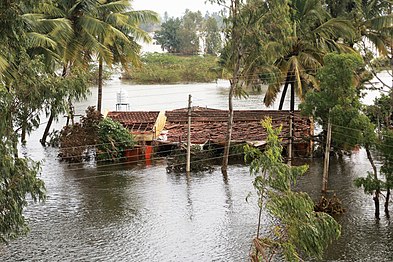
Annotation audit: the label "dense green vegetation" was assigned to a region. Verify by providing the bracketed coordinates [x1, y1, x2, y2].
[123, 53, 221, 84]
[209, 0, 392, 259]
[96, 118, 135, 162]
[58, 107, 134, 163]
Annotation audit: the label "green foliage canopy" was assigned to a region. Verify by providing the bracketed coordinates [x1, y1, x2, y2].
[245, 118, 341, 261]
[96, 117, 135, 162]
[300, 53, 375, 150]
[154, 10, 222, 55]
[0, 89, 46, 243]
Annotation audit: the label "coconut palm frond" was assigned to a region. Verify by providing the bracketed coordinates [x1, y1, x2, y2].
[289, 56, 304, 98]
[298, 52, 322, 70]
[264, 82, 282, 107]
[96, 42, 114, 66]
[27, 32, 57, 49]
[39, 18, 73, 35]
[111, 38, 142, 69]
[0, 55, 9, 75]
[36, 2, 66, 17]
[365, 14, 393, 31]
[78, 15, 108, 39]
[364, 32, 389, 56]
[98, 0, 130, 13]
[125, 10, 160, 25]
[125, 26, 152, 42]
[106, 13, 129, 27]
[314, 18, 356, 41]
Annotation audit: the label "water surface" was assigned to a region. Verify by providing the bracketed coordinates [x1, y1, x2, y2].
[0, 78, 391, 261]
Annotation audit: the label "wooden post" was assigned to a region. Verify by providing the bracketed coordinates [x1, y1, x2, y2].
[186, 94, 192, 173]
[322, 115, 332, 193]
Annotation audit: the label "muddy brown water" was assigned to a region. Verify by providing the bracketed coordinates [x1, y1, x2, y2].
[1, 78, 392, 261]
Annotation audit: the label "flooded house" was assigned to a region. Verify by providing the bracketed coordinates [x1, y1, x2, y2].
[105, 107, 314, 160]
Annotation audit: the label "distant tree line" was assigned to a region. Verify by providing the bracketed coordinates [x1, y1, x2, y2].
[154, 10, 223, 55]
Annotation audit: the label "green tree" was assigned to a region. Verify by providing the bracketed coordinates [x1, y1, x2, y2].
[38, 0, 103, 143]
[300, 53, 374, 151]
[245, 118, 340, 262]
[58, 107, 134, 163]
[154, 17, 182, 53]
[0, 0, 49, 242]
[0, 93, 46, 242]
[96, 117, 135, 162]
[95, 0, 158, 113]
[178, 10, 204, 55]
[215, 0, 293, 175]
[260, 0, 356, 110]
[155, 10, 214, 55]
[203, 16, 222, 55]
[378, 129, 393, 214]
[300, 53, 381, 217]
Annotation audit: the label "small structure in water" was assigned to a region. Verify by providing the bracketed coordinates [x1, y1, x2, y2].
[105, 107, 314, 162]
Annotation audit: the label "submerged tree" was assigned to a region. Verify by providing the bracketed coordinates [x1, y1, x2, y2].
[210, 0, 293, 174]
[245, 118, 340, 262]
[300, 53, 381, 216]
[378, 129, 393, 214]
[58, 107, 134, 163]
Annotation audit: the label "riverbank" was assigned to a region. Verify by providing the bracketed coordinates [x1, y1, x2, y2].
[121, 53, 222, 84]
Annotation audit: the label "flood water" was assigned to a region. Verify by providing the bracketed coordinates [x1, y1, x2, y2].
[1, 76, 392, 261]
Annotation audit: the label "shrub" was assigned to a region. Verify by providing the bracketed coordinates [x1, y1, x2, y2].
[96, 118, 135, 162]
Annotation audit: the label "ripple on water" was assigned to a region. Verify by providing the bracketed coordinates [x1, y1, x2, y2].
[1, 149, 392, 261]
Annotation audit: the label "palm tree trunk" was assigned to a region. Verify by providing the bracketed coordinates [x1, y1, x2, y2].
[278, 72, 291, 110]
[40, 113, 54, 146]
[385, 187, 390, 215]
[97, 57, 103, 113]
[21, 123, 26, 145]
[365, 143, 380, 219]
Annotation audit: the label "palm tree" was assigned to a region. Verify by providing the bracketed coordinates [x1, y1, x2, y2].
[38, 0, 104, 143]
[95, 0, 158, 112]
[244, 0, 356, 110]
[38, 0, 158, 143]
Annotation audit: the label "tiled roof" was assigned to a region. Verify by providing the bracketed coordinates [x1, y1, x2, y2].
[107, 108, 312, 146]
[107, 111, 159, 132]
[165, 109, 311, 144]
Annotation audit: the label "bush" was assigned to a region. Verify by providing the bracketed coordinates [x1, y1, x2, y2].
[58, 107, 134, 163]
[96, 118, 135, 162]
